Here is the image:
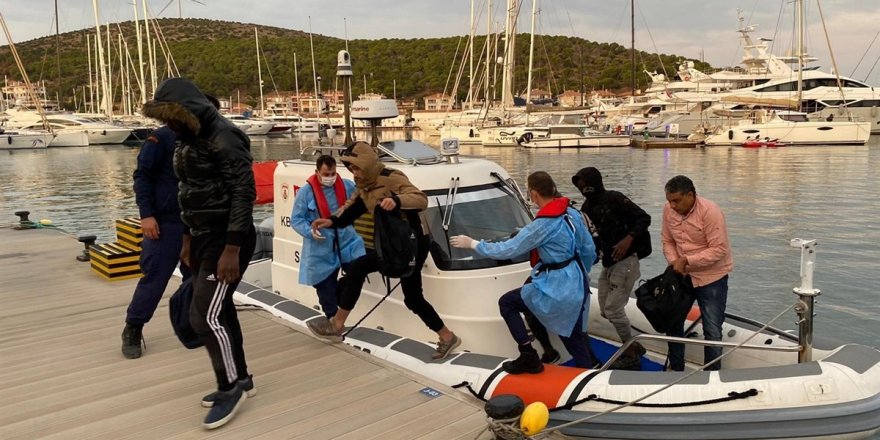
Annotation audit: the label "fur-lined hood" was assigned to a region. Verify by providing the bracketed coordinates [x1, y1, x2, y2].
[142, 78, 215, 136]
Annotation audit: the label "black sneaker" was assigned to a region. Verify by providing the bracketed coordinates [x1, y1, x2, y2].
[121, 323, 144, 359]
[202, 375, 256, 408]
[203, 383, 247, 430]
[502, 349, 544, 375]
[540, 348, 560, 364]
[610, 355, 642, 371]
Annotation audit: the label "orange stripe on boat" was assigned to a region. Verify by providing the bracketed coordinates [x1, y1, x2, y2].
[492, 364, 587, 407]
[687, 305, 702, 322]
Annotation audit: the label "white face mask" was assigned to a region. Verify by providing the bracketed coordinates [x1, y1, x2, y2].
[320, 175, 336, 187]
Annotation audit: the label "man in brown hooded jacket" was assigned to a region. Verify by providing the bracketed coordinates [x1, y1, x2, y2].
[307, 142, 461, 360]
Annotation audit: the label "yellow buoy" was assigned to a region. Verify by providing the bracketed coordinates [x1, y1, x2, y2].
[39, 219, 53, 225]
[519, 401, 549, 435]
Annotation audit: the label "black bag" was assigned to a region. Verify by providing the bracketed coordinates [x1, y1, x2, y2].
[634, 267, 694, 333]
[373, 206, 418, 278]
[169, 278, 203, 349]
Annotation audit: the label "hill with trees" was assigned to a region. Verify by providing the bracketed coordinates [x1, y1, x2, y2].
[0, 18, 711, 109]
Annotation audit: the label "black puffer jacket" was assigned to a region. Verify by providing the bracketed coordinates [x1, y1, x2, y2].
[572, 167, 652, 268]
[142, 78, 255, 245]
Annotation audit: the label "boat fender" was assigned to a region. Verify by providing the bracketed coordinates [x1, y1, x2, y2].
[728, 129, 733, 140]
[517, 132, 533, 145]
[871, 106, 877, 117]
[520, 401, 549, 436]
[7, 135, 11, 145]
[101, 130, 107, 136]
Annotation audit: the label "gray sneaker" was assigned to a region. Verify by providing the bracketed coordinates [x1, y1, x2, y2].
[432, 334, 461, 360]
[306, 316, 343, 342]
[202, 375, 256, 408]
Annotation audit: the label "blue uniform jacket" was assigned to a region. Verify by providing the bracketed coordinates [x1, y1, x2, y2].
[291, 178, 366, 286]
[133, 126, 181, 223]
[475, 207, 596, 336]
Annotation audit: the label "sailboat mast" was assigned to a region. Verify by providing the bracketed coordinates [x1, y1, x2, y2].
[468, 0, 475, 109]
[54, 0, 61, 108]
[631, 0, 635, 97]
[255, 27, 264, 116]
[796, 0, 804, 111]
[525, 0, 537, 123]
[308, 16, 318, 101]
[133, 0, 146, 105]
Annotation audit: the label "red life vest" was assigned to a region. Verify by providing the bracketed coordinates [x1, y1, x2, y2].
[306, 174, 347, 219]
[529, 197, 570, 267]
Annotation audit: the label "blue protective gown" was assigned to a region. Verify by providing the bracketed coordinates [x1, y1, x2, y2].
[474, 206, 596, 336]
[291, 178, 365, 286]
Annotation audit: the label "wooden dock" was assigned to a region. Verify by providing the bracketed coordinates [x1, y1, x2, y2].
[0, 227, 562, 439]
[631, 138, 700, 149]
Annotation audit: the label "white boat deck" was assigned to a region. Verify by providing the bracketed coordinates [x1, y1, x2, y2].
[0, 227, 563, 439]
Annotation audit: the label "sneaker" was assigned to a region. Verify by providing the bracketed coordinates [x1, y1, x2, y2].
[121, 323, 144, 359]
[609, 355, 642, 371]
[306, 316, 343, 342]
[431, 334, 461, 360]
[203, 383, 247, 430]
[202, 375, 256, 408]
[502, 350, 544, 375]
[540, 348, 560, 364]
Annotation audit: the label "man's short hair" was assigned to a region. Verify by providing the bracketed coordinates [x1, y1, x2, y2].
[316, 154, 336, 170]
[665, 175, 696, 195]
[527, 171, 557, 198]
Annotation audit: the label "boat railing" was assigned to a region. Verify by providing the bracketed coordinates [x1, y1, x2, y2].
[596, 334, 801, 374]
[598, 238, 820, 373]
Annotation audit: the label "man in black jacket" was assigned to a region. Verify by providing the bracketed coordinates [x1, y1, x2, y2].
[572, 167, 652, 369]
[121, 126, 190, 359]
[143, 78, 257, 430]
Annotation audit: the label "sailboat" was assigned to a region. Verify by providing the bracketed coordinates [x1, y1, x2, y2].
[704, 0, 871, 147]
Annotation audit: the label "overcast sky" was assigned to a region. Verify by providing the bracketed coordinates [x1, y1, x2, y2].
[3, 0, 879, 84]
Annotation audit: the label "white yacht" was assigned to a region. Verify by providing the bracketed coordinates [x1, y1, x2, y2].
[223, 114, 275, 136]
[0, 128, 53, 150]
[4, 110, 131, 145]
[703, 110, 870, 146]
[518, 125, 631, 148]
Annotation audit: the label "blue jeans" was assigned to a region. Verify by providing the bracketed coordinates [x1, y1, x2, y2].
[498, 288, 595, 368]
[666, 275, 728, 371]
[313, 264, 349, 318]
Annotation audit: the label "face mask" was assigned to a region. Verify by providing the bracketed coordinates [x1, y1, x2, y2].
[579, 186, 595, 196]
[320, 175, 336, 187]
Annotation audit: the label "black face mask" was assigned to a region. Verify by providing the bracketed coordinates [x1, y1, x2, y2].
[579, 186, 595, 196]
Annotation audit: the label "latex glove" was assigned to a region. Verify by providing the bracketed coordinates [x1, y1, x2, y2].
[450, 235, 478, 250]
[311, 228, 326, 240]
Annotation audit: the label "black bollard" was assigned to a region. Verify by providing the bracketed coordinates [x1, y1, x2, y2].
[14, 210, 30, 223]
[76, 235, 97, 262]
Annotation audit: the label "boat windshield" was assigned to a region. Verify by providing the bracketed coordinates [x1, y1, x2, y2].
[424, 183, 531, 270]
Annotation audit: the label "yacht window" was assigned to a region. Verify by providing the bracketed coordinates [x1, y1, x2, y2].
[779, 113, 808, 122]
[424, 183, 532, 270]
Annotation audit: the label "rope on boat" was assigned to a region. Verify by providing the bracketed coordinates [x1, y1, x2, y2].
[451, 381, 758, 409]
[341, 275, 399, 339]
[532, 301, 798, 439]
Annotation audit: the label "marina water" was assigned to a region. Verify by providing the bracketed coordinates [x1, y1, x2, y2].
[1, 134, 878, 349]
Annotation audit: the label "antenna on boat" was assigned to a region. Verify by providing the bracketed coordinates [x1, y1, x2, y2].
[337, 50, 353, 145]
[790, 238, 820, 362]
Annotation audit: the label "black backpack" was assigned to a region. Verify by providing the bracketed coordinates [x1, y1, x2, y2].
[634, 267, 695, 333]
[373, 206, 418, 278]
[168, 278, 204, 349]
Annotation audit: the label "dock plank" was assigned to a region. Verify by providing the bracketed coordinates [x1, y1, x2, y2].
[0, 228, 561, 439]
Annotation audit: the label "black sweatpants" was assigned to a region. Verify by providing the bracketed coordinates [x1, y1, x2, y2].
[189, 225, 257, 391]
[337, 235, 444, 332]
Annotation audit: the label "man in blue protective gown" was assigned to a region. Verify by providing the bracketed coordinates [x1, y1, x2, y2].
[290, 155, 365, 318]
[451, 171, 597, 374]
